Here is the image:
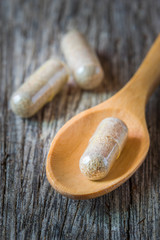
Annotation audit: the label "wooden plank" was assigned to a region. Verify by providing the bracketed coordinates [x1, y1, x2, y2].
[0, 0, 160, 239]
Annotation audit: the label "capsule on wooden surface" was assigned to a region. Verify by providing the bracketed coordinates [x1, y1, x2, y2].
[79, 117, 128, 180]
[10, 59, 69, 118]
[61, 30, 104, 90]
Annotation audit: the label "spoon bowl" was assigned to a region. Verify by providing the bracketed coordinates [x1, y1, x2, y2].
[46, 35, 160, 199]
[47, 107, 149, 199]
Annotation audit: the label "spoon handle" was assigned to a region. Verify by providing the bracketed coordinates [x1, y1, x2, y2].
[118, 35, 160, 109]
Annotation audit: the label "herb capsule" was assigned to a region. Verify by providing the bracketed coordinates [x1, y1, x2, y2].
[10, 59, 69, 118]
[79, 117, 128, 180]
[61, 30, 104, 90]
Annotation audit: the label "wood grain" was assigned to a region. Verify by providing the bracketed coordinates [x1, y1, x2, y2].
[0, 0, 160, 239]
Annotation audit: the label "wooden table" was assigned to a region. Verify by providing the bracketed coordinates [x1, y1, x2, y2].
[0, 0, 160, 239]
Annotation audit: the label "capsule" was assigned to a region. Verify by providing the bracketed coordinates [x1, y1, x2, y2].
[61, 30, 104, 90]
[79, 117, 128, 180]
[10, 59, 69, 117]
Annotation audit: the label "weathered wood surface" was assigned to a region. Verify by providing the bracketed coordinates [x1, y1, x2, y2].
[0, 0, 160, 239]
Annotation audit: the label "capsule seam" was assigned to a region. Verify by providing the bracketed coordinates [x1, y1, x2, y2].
[105, 136, 121, 159]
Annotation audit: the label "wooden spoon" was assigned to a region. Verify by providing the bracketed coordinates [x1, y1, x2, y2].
[46, 35, 160, 199]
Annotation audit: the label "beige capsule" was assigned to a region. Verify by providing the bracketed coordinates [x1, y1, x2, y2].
[79, 117, 128, 180]
[10, 59, 69, 118]
[61, 30, 104, 90]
